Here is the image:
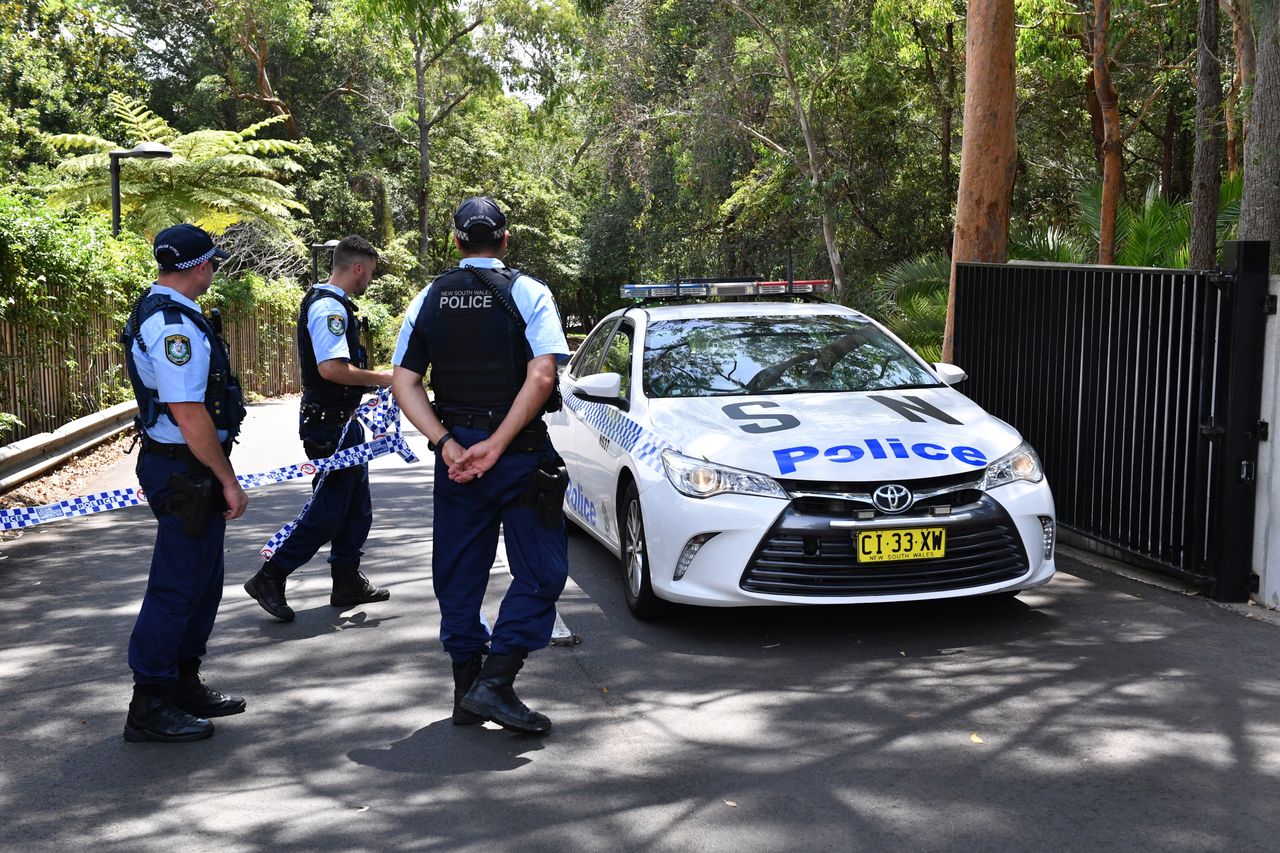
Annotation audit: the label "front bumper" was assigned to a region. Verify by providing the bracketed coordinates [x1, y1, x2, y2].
[641, 474, 1056, 607]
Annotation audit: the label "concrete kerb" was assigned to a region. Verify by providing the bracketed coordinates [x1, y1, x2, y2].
[0, 401, 137, 491]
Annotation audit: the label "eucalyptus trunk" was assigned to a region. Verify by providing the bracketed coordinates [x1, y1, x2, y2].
[944, 0, 1016, 361]
[1239, 0, 1280, 272]
[1092, 0, 1123, 265]
[1190, 0, 1223, 269]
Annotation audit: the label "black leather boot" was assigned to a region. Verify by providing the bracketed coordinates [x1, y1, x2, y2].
[171, 661, 246, 718]
[452, 654, 485, 726]
[124, 690, 214, 743]
[459, 652, 551, 734]
[330, 561, 390, 608]
[244, 562, 295, 621]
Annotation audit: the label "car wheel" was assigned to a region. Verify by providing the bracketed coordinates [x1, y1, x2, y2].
[620, 482, 664, 620]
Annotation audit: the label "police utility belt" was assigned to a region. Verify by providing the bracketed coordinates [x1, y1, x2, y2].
[141, 435, 234, 464]
[437, 409, 549, 454]
[301, 401, 357, 428]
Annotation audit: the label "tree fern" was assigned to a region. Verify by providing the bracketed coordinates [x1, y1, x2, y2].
[43, 95, 306, 241]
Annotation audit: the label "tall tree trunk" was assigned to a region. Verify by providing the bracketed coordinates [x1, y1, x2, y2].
[1224, 0, 1256, 165]
[1161, 99, 1177, 197]
[777, 33, 846, 297]
[1085, 69, 1106, 168]
[1239, 0, 1280, 272]
[414, 38, 431, 278]
[1092, 0, 1123, 265]
[1191, 0, 1224, 269]
[943, 0, 1017, 361]
[1224, 60, 1242, 175]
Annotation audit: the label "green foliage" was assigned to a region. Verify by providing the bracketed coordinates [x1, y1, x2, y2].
[0, 186, 153, 330]
[0, 412, 23, 439]
[44, 94, 308, 239]
[872, 252, 949, 362]
[0, 0, 146, 176]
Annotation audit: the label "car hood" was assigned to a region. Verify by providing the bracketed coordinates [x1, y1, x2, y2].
[645, 387, 1024, 481]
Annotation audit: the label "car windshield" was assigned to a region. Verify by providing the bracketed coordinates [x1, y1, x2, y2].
[642, 314, 940, 398]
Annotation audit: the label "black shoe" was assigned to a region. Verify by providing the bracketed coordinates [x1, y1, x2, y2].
[452, 654, 485, 726]
[245, 566, 294, 621]
[171, 672, 246, 718]
[459, 652, 551, 734]
[330, 562, 390, 608]
[124, 694, 214, 743]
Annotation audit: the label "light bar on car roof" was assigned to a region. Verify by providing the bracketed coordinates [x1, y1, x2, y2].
[620, 279, 832, 299]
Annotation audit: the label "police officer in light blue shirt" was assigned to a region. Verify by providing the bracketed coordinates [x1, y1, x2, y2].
[392, 197, 570, 735]
[244, 236, 393, 621]
[120, 224, 248, 743]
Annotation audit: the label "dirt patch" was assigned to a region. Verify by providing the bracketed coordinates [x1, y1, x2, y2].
[0, 431, 135, 541]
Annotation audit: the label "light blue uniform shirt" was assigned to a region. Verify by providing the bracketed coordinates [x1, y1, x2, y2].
[130, 284, 226, 444]
[306, 284, 354, 364]
[393, 257, 570, 368]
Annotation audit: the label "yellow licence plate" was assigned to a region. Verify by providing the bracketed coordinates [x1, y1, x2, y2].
[857, 528, 946, 563]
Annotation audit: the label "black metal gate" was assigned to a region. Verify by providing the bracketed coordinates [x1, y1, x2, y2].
[952, 241, 1272, 600]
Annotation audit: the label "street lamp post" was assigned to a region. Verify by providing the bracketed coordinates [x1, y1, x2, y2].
[109, 141, 173, 237]
[310, 239, 340, 284]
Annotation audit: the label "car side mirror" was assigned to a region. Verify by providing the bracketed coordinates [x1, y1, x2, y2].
[571, 371, 629, 410]
[931, 362, 968, 386]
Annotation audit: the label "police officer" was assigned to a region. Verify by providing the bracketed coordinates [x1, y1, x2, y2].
[392, 197, 569, 735]
[121, 224, 248, 742]
[244, 236, 392, 621]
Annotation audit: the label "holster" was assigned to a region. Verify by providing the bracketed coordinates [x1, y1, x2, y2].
[519, 456, 569, 529]
[164, 471, 214, 536]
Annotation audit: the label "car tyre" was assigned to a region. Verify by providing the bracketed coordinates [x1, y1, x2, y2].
[620, 482, 664, 620]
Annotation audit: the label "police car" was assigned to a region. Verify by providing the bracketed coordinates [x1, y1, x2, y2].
[546, 278, 1056, 618]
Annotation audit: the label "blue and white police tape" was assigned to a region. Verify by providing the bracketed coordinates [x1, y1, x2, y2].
[0, 389, 418, 533]
[258, 388, 417, 559]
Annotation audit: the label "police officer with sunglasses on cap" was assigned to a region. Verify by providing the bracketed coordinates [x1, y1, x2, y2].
[120, 223, 248, 742]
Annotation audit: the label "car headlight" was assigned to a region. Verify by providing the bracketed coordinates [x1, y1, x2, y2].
[981, 442, 1044, 490]
[661, 449, 789, 500]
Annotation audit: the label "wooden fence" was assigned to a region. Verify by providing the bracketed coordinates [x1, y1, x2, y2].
[1, 289, 300, 447]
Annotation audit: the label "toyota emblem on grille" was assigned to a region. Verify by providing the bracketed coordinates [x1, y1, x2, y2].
[872, 484, 913, 514]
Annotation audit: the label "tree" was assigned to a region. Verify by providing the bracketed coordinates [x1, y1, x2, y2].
[1238, 0, 1280, 271]
[721, 0, 848, 296]
[44, 93, 307, 239]
[944, 0, 1016, 360]
[1189, 0, 1222, 268]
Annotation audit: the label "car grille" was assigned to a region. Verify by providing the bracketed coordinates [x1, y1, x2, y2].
[740, 491, 1028, 596]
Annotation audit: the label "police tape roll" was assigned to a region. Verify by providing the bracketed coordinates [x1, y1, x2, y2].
[0, 388, 418, 533]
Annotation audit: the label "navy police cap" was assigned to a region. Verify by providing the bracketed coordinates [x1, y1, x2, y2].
[453, 197, 506, 243]
[153, 223, 230, 271]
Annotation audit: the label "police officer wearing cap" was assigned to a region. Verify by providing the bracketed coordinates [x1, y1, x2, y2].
[244, 235, 392, 620]
[120, 224, 248, 742]
[392, 197, 570, 735]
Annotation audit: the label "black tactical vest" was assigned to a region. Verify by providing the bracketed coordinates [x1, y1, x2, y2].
[120, 292, 247, 442]
[423, 266, 529, 411]
[297, 286, 368, 411]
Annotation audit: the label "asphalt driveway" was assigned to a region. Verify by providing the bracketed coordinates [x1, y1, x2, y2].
[1, 396, 1277, 852]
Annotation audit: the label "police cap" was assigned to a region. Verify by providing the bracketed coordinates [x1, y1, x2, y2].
[153, 224, 230, 271]
[453, 197, 507, 244]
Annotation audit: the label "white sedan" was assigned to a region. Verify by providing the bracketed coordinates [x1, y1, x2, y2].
[546, 282, 1056, 618]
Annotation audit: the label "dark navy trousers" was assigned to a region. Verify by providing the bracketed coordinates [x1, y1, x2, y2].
[432, 426, 568, 663]
[270, 420, 372, 572]
[129, 452, 226, 686]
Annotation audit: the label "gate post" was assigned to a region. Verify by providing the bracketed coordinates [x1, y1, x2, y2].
[1206, 241, 1271, 601]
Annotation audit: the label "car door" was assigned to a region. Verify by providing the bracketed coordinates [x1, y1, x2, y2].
[572, 318, 635, 548]
[559, 318, 618, 535]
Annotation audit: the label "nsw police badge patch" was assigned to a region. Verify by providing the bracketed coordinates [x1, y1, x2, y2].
[327, 314, 345, 336]
[165, 334, 192, 365]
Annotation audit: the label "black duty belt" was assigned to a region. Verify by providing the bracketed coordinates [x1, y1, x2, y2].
[438, 410, 549, 454]
[438, 409, 511, 431]
[141, 436, 233, 464]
